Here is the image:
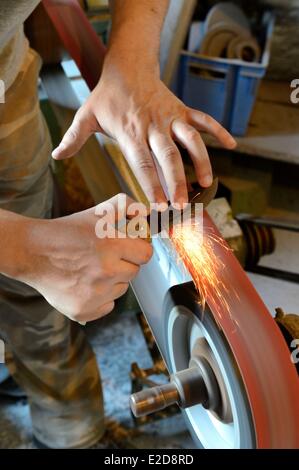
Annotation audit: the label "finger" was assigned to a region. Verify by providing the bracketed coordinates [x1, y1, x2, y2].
[99, 282, 129, 305]
[172, 119, 212, 187]
[117, 237, 153, 265]
[111, 282, 130, 300]
[148, 129, 188, 208]
[116, 260, 140, 282]
[84, 282, 129, 320]
[52, 111, 95, 160]
[97, 301, 115, 318]
[120, 137, 167, 204]
[187, 108, 237, 149]
[79, 301, 116, 322]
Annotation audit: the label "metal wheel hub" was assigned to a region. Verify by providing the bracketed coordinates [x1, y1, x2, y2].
[165, 304, 255, 449]
[190, 338, 232, 423]
[130, 344, 227, 420]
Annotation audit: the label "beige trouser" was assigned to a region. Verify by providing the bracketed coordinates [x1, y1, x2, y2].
[0, 47, 105, 448]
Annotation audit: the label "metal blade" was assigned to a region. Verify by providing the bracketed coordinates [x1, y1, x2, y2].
[148, 177, 219, 236]
[189, 177, 219, 207]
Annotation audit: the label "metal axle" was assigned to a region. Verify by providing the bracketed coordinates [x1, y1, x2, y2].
[130, 357, 220, 418]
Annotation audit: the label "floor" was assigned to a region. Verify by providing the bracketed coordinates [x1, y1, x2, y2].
[0, 292, 195, 450]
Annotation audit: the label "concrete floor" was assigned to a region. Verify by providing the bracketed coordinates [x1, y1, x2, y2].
[0, 227, 298, 449]
[0, 295, 195, 449]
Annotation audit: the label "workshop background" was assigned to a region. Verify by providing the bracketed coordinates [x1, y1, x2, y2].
[0, 0, 298, 449]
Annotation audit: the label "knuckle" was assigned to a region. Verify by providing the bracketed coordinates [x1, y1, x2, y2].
[140, 243, 153, 263]
[103, 266, 116, 280]
[198, 112, 208, 125]
[203, 113, 219, 131]
[98, 261, 115, 280]
[120, 283, 129, 296]
[125, 122, 140, 140]
[186, 128, 199, 142]
[174, 181, 187, 195]
[146, 185, 164, 202]
[138, 157, 155, 172]
[99, 302, 115, 317]
[132, 136, 146, 148]
[66, 125, 80, 142]
[197, 111, 213, 128]
[160, 146, 178, 164]
[71, 300, 85, 320]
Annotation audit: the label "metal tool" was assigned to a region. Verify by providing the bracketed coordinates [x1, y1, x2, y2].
[130, 356, 221, 419]
[79, 179, 218, 327]
[117, 177, 219, 239]
[147, 177, 218, 236]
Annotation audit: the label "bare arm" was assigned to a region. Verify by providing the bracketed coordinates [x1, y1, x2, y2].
[0, 209, 31, 280]
[0, 197, 152, 322]
[52, 0, 236, 207]
[107, 0, 169, 75]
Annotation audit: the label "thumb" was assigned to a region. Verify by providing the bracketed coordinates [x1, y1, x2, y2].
[52, 113, 93, 160]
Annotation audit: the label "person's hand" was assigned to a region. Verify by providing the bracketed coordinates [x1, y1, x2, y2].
[19, 194, 152, 323]
[52, 61, 236, 208]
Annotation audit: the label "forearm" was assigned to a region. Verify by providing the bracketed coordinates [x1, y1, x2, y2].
[52, 0, 236, 204]
[107, 0, 169, 76]
[0, 209, 35, 280]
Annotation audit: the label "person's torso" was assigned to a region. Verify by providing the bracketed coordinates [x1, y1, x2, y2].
[0, 0, 40, 48]
[0, 0, 41, 91]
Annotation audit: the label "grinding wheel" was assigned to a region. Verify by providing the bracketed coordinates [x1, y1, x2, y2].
[131, 211, 299, 448]
[165, 212, 299, 448]
[163, 283, 255, 449]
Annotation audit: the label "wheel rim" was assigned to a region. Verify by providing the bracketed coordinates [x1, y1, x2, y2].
[166, 305, 255, 449]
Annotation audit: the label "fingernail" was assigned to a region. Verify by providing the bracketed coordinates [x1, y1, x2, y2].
[173, 200, 188, 210]
[201, 175, 213, 187]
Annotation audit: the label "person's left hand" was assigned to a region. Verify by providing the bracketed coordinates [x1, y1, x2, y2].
[52, 61, 236, 207]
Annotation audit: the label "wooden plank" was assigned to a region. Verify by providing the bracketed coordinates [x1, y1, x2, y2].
[258, 80, 294, 105]
[203, 80, 299, 165]
[41, 64, 121, 204]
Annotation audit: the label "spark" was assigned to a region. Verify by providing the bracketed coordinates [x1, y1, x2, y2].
[170, 220, 239, 320]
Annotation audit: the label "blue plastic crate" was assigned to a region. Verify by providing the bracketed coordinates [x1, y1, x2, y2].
[175, 12, 274, 136]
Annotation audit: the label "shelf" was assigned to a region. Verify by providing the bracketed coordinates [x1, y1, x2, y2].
[203, 80, 299, 165]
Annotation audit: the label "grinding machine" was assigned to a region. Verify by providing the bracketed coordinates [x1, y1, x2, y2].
[129, 200, 299, 449]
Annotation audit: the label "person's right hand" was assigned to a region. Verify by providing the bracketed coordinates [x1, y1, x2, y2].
[19, 194, 152, 323]
[52, 58, 236, 208]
